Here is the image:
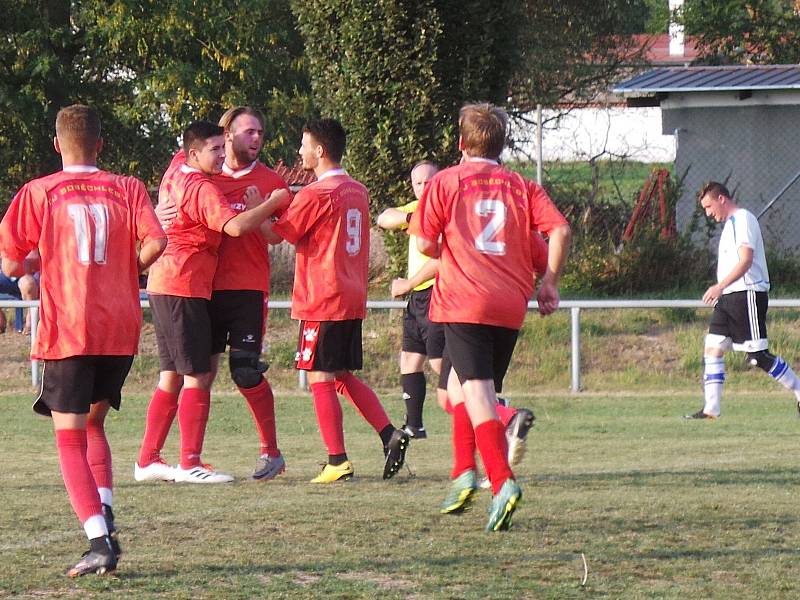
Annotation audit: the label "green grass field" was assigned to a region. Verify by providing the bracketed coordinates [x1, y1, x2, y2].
[2, 387, 800, 599]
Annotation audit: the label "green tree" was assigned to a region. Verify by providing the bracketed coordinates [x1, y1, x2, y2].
[683, 0, 800, 64]
[0, 0, 311, 210]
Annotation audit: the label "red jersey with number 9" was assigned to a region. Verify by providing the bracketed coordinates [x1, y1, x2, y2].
[410, 161, 567, 330]
[0, 169, 164, 359]
[272, 172, 369, 321]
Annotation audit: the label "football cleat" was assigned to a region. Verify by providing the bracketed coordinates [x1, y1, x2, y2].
[796, 400, 800, 417]
[174, 464, 234, 484]
[441, 470, 478, 514]
[251, 453, 286, 481]
[486, 478, 522, 532]
[310, 460, 354, 483]
[102, 504, 121, 558]
[134, 459, 176, 482]
[402, 423, 427, 439]
[65, 538, 117, 577]
[684, 409, 716, 420]
[383, 429, 410, 480]
[506, 408, 535, 466]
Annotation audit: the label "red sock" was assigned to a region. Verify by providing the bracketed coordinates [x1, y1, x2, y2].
[55, 429, 103, 523]
[335, 372, 391, 433]
[138, 387, 179, 466]
[86, 420, 112, 490]
[451, 402, 477, 479]
[443, 395, 454, 415]
[178, 388, 211, 469]
[474, 419, 513, 495]
[497, 404, 516, 428]
[239, 379, 280, 458]
[310, 381, 346, 455]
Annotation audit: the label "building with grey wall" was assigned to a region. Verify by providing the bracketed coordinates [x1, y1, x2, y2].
[614, 65, 800, 254]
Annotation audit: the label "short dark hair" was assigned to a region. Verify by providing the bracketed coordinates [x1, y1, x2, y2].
[183, 121, 224, 152]
[55, 105, 101, 153]
[459, 102, 508, 160]
[698, 181, 731, 201]
[303, 118, 346, 163]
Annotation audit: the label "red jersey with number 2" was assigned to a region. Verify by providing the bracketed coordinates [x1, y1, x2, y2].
[272, 172, 369, 321]
[0, 169, 164, 359]
[410, 161, 568, 330]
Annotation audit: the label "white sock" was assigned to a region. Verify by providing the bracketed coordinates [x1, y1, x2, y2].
[98, 487, 113, 507]
[767, 356, 800, 401]
[703, 356, 725, 417]
[83, 514, 108, 540]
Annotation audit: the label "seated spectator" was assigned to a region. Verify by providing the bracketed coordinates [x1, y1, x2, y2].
[0, 252, 40, 334]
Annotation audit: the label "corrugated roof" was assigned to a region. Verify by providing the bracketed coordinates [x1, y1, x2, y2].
[613, 65, 800, 94]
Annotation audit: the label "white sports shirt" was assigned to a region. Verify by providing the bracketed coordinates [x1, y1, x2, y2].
[718, 208, 769, 294]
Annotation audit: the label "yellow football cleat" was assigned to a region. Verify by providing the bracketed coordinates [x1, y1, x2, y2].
[310, 460, 354, 483]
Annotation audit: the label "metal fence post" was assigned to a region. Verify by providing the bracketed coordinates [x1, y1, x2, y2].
[571, 306, 581, 393]
[31, 306, 39, 387]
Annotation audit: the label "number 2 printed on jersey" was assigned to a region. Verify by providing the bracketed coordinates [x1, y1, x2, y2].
[474, 199, 506, 256]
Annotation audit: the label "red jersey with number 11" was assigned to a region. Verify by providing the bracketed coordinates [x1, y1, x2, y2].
[0, 169, 164, 359]
[410, 161, 567, 330]
[272, 172, 369, 321]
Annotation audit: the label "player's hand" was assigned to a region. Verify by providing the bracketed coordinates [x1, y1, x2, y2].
[391, 278, 412, 298]
[155, 200, 177, 229]
[702, 284, 722, 305]
[243, 185, 264, 209]
[535, 280, 560, 315]
[268, 188, 292, 212]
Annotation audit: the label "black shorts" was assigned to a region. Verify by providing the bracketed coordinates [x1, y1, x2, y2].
[444, 323, 519, 385]
[209, 290, 265, 354]
[709, 290, 769, 352]
[402, 287, 445, 359]
[437, 348, 506, 393]
[296, 319, 363, 372]
[35, 355, 134, 416]
[149, 294, 212, 375]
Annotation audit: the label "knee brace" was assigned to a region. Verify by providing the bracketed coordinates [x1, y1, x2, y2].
[746, 350, 777, 373]
[229, 350, 268, 388]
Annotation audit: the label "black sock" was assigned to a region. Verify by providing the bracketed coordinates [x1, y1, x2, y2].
[379, 424, 395, 448]
[328, 453, 348, 466]
[89, 535, 113, 555]
[401, 372, 427, 428]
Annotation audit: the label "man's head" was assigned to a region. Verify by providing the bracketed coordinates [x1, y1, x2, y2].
[458, 103, 508, 160]
[183, 121, 226, 176]
[698, 181, 736, 222]
[299, 118, 346, 171]
[219, 106, 265, 166]
[54, 104, 102, 159]
[410, 161, 438, 200]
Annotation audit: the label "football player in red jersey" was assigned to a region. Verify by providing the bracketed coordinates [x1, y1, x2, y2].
[0, 105, 166, 575]
[136, 121, 289, 485]
[410, 102, 571, 530]
[271, 118, 410, 483]
[138, 107, 290, 482]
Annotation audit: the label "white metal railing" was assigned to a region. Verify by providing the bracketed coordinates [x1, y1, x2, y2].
[4, 298, 800, 391]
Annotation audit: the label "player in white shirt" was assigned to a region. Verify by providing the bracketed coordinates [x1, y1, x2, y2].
[685, 181, 800, 419]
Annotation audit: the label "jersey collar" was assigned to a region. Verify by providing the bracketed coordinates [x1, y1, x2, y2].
[466, 157, 499, 165]
[180, 164, 201, 174]
[63, 165, 99, 173]
[317, 168, 346, 181]
[222, 160, 258, 178]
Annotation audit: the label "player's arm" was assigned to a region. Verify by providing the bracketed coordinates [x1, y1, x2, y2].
[376, 207, 411, 231]
[535, 223, 571, 316]
[1, 257, 24, 278]
[260, 220, 283, 244]
[702, 244, 753, 305]
[137, 237, 167, 273]
[391, 258, 439, 298]
[416, 237, 439, 258]
[223, 188, 291, 238]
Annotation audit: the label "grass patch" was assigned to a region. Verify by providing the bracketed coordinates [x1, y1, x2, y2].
[2, 391, 800, 597]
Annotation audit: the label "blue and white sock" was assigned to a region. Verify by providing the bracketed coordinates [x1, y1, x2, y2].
[703, 356, 725, 417]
